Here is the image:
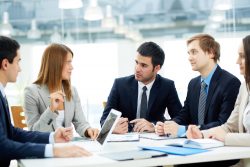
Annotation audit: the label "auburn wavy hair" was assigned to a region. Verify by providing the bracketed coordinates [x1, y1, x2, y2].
[34, 43, 73, 100]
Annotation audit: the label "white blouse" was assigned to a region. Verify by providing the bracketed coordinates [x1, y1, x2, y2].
[56, 110, 65, 128]
[243, 95, 250, 133]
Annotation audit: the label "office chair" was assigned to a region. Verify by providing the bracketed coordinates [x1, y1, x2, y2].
[10, 106, 27, 129]
[103, 101, 107, 108]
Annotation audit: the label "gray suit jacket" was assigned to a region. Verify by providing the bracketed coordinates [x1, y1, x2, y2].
[203, 81, 250, 146]
[23, 84, 90, 137]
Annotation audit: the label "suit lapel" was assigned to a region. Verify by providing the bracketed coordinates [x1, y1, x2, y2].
[130, 78, 138, 118]
[37, 85, 50, 109]
[148, 75, 160, 117]
[0, 92, 11, 136]
[204, 66, 221, 117]
[194, 78, 201, 119]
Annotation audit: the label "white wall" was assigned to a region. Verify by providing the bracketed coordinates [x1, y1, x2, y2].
[5, 37, 244, 128]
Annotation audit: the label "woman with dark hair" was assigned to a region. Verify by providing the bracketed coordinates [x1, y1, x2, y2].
[187, 35, 250, 166]
[24, 43, 99, 139]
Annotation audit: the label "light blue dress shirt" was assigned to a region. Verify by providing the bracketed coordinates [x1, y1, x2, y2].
[177, 65, 218, 137]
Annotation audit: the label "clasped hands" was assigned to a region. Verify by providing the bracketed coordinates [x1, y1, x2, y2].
[112, 117, 155, 134]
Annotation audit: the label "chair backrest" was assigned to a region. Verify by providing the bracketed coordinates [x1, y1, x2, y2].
[103, 101, 107, 108]
[10, 106, 27, 129]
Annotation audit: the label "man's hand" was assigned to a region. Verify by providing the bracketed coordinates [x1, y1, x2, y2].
[54, 127, 73, 143]
[112, 117, 128, 134]
[163, 121, 179, 137]
[53, 145, 92, 157]
[85, 128, 99, 140]
[155, 121, 165, 136]
[186, 125, 203, 139]
[130, 119, 154, 132]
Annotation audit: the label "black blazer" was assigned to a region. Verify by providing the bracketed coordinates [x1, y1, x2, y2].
[0, 92, 50, 167]
[173, 66, 241, 130]
[100, 74, 182, 126]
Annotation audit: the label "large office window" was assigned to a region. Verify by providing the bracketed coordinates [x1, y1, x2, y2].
[6, 43, 118, 128]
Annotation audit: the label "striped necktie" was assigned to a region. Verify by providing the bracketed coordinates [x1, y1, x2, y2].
[198, 81, 207, 125]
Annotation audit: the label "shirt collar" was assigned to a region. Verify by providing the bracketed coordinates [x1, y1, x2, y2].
[138, 79, 155, 90]
[0, 82, 6, 97]
[201, 64, 218, 86]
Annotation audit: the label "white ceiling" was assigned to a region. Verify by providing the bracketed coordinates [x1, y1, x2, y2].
[1, 0, 250, 43]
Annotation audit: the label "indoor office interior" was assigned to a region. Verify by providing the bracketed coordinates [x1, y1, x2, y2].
[1, 0, 249, 130]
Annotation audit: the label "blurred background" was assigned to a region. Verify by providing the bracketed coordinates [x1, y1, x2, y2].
[0, 0, 248, 128]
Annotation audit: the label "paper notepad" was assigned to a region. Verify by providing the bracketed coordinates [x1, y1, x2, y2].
[108, 133, 140, 142]
[167, 139, 224, 149]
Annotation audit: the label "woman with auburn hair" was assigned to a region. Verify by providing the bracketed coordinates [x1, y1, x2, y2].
[24, 43, 99, 139]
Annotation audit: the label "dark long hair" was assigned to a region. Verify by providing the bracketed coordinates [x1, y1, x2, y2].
[243, 35, 250, 90]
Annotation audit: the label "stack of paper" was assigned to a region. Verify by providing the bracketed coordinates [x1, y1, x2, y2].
[108, 133, 140, 142]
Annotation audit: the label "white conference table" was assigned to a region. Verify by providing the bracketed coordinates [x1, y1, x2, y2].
[19, 138, 250, 167]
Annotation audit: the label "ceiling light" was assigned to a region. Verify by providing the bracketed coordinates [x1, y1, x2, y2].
[114, 14, 128, 34]
[50, 26, 62, 43]
[101, 5, 117, 28]
[65, 31, 74, 43]
[209, 13, 225, 22]
[27, 19, 41, 39]
[213, 0, 232, 10]
[58, 0, 83, 9]
[84, 0, 103, 21]
[0, 12, 13, 37]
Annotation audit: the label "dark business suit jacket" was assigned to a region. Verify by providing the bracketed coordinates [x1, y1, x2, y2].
[173, 66, 241, 130]
[100, 74, 182, 126]
[0, 92, 50, 167]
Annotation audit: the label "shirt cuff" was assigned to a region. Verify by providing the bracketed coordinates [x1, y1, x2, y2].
[49, 132, 55, 143]
[177, 125, 186, 137]
[44, 144, 53, 157]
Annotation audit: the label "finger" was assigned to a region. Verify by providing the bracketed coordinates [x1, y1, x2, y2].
[90, 129, 98, 139]
[133, 122, 144, 132]
[156, 121, 164, 126]
[130, 119, 141, 124]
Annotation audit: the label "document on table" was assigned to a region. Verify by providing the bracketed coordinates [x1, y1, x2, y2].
[108, 133, 140, 142]
[166, 139, 224, 149]
[139, 133, 173, 140]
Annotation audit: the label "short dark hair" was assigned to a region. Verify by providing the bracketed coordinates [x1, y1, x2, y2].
[187, 34, 220, 62]
[243, 35, 250, 90]
[0, 36, 20, 68]
[137, 41, 165, 68]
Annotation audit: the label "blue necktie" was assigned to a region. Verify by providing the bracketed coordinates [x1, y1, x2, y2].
[198, 81, 207, 125]
[140, 86, 148, 119]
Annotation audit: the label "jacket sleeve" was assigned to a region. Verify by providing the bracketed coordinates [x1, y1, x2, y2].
[166, 81, 182, 119]
[173, 81, 192, 125]
[71, 87, 90, 137]
[0, 123, 48, 160]
[24, 86, 58, 132]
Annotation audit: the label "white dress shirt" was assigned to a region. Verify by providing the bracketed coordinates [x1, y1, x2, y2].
[136, 79, 155, 118]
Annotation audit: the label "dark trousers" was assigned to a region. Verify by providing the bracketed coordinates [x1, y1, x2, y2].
[175, 159, 239, 167]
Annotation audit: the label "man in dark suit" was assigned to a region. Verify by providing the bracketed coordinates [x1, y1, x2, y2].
[0, 36, 91, 167]
[156, 34, 240, 136]
[155, 34, 240, 167]
[100, 41, 182, 134]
